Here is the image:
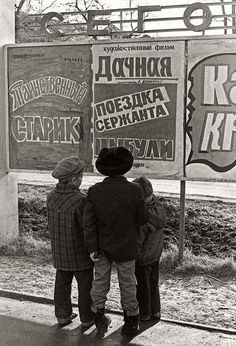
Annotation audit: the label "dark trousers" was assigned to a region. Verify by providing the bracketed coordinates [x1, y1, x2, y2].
[135, 260, 160, 317]
[54, 268, 93, 323]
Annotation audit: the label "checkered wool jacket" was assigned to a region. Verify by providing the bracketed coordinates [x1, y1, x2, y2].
[47, 183, 93, 271]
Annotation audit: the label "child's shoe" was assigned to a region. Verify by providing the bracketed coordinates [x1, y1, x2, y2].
[121, 312, 140, 338]
[57, 312, 77, 326]
[92, 308, 111, 335]
[152, 312, 161, 321]
[81, 320, 94, 328]
[140, 314, 151, 321]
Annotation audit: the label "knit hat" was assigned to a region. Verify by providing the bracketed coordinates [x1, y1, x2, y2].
[95, 146, 133, 176]
[133, 176, 153, 198]
[52, 156, 85, 180]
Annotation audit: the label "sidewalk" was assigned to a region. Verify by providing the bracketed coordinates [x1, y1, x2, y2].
[0, 295, 236, 346]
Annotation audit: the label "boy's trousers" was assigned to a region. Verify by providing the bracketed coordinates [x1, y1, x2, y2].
[135, 260, 160, 317]
[54, 268, 93, 323]
[91, 254, 139, 316]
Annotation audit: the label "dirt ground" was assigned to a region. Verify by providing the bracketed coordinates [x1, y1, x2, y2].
[1, 256, 235, 331]
[1, 184, 236, 333]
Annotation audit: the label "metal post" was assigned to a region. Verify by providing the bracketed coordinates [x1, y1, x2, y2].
[178, 180, 186, 263]
[232, 3, 236, 34]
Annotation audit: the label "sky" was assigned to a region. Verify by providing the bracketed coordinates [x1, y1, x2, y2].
[106, 0, 196, 8]
[38, 0, 199, 12]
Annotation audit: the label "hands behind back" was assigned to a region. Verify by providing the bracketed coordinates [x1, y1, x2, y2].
[90, 252, 100, 262]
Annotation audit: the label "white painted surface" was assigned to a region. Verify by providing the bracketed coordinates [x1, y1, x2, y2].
[17, 171, 236, 202]
[0, 1, 18, 244]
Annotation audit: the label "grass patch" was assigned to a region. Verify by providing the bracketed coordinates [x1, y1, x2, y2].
[1, 184, 236, 277]
[0, 235, 51, 263]
[160, 244, 236, 277]
[1, 237, 235, 277]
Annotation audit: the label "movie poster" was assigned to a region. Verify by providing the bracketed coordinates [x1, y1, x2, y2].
[186, 39, 236, 181]
[92, 41, 185, 178]
[7, 44, 93, 171]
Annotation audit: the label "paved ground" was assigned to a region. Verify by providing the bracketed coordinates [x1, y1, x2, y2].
[17, 172, 236, 202]
[0, 295, 236, 346]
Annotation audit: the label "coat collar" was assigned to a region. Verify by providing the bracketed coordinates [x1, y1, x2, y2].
[55, 182, 80, 193]
[102, 176, 128, 184]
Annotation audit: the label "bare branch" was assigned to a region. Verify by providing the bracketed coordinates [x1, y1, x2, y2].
[15, 0, 28, 15]
[75, 0, 88, 21]
[41, 0, 58, 13]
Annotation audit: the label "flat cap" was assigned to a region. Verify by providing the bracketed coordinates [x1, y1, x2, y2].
[52, 156, 85, 180]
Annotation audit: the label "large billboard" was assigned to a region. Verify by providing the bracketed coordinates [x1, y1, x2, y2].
[92, 41, 185, 178]
[186, 39, 236, 181]
[8, 38, 236, 181]
[7, 44, 93, 171]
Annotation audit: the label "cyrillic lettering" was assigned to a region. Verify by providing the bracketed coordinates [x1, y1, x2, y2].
[132, 93, 143, 109]
[201, 112, 224, 151]
[203, 66, 228, 105]
[112, 58, 125, 78]
[147, 58, 159, 77]
[95, 56, 112, 81]
[122, 96, 132, 110]
[159, 57, 172, 77]
[106, 100, 115, 114]
[124, 58, 134, 77]
[96, 103, 107, 117]
[87, 10, 111, 36]
[135, 57, 147, 77]
[138, 5, 161, 32]
[11, 116, 26, 142]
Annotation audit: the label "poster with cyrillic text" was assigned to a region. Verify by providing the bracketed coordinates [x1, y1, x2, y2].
[92, 41, 185, 178]
[7, 44, 93, 171]
[186, 39, 236, 181]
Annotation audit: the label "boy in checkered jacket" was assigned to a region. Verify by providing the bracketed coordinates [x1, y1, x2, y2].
[47, 156, 93, 328]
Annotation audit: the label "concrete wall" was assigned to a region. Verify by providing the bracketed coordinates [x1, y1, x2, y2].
[0, 0, 18, 244]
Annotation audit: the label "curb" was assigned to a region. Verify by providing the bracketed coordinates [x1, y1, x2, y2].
[0, 289, 54, 306]
[0, 289, 236, 335]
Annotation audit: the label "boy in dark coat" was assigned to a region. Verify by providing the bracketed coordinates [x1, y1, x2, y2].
[47, 156, 93, 327]
[133, 176, 166, 322]
[83, 147, 149, 337]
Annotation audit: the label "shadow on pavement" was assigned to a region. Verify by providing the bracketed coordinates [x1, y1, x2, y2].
[0, 313, 160, 346]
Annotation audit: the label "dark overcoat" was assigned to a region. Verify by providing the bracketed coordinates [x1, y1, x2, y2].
[83, 176, 149, 262]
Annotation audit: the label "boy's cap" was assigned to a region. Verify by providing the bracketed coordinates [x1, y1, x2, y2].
[133, 176, 153, 198]
[95, 146, 133, 176]
[52, 156, 85, 179]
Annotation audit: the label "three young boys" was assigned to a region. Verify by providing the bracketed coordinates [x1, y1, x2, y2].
[47, 147, 165, 337]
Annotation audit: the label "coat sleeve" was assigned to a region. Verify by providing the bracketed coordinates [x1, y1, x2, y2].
[82, 189, 99, 254]
[75, 194, 86, 226]
[137, 224, 149, 253]
[136, 188, 150, 225]
[148, 201, 166, 229]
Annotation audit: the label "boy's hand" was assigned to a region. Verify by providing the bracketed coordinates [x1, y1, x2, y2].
[90, 252, 100, 262]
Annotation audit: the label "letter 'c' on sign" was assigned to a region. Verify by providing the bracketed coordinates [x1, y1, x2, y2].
[41, 12, 64, 38]
[183, 2, 212, 32]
